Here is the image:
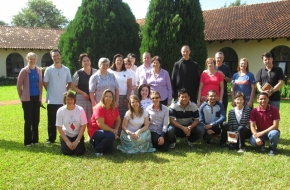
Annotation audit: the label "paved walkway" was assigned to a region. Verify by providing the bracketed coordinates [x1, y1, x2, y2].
[0, 98, 46, 106]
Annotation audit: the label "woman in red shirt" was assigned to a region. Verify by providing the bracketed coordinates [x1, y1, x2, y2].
[88, 89, 121, 156]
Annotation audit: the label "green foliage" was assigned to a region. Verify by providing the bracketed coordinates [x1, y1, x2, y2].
[58, 0, 140, 74]
[223, 0, 247, 8]
[11, 0, 69, 28]
[140, 0, 207, 73]
[280, 84, 290, 98]
[0, 20, 8, 26]
[0, 77, 17, 86]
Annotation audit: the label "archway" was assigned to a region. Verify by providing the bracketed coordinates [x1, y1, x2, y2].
[271, 45, 290, 84]
[6, 53, 24, 77]
[41, 53, 53, 67]
[219, 47, 238, 74]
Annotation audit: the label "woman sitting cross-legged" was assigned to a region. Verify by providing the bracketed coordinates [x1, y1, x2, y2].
[117, 95, 155, 154]
[88, 89, 121, 156]
[56, 91, 87, 156]
[227, 91, 252, 153]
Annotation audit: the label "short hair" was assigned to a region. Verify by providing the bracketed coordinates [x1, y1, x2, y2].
[257, 92, 269, 99]
[205, 58, 215, 66]
[63, 91, 76, 105]
[98, 58, 110, 68]
[26, 52, 38, 59]
[78, 53, 90, 65]
[237, 58, 249, 72]
[234, 91, 245, 101]
[142, 52, 151, 58]
[215, 51, 224, 56]
[138, 84, 151, 100]
[262, 52, 273, 59]
[151, 56, 162, 65]
[127, 53, 136, 58]
[128, 95, 143, 119]
[150, 90, 161, 100]
[50, 49, 61, 56]
[124, 58, 131, 65]
[99, 89, 116, 109]
[178, 88, 190, 97]
[207, 90, 217, 95]
[111, 54, 126, 71]
[181, 45, 190, 51]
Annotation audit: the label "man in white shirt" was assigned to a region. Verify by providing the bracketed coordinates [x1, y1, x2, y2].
[136, 52, 152, 86]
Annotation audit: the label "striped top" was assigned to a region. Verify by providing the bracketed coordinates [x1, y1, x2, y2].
[228, 106, 251, 131]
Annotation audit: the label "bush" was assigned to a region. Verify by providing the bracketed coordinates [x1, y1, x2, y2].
[0, 77, 17, 86]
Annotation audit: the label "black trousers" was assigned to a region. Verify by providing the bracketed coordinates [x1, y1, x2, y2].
[203, 123, 228, 144]
[22, 96, 40, 145]
[60, 135, 85, 156]
[160, 98, 168, 106]
[47, 104, 62, 143]
[151, 132, 169, 152]
[230, 126, 252, 149]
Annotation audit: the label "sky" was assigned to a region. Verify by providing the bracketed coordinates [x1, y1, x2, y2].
[0, 0, 276, 24]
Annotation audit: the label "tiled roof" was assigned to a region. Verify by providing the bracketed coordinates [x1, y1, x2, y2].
[136, 19, 146, 26]
[136, 1, 290, 41]
[203, 0, 290, 41]
[0, 26, 64, 49]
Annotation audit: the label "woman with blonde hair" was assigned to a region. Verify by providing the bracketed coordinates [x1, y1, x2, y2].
[17, 52, 43, 146]
[117, 95, 155, 154]
[88, 89, 121, 156]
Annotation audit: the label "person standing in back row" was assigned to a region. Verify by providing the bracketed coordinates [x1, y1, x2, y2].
[43, 49, 72, 144]
[172, 45, 200, 103]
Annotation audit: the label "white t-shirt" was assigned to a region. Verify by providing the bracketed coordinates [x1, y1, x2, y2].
[56, 105, 87, 137]
[136, 64, 152, 84]
[108, 69, 131, 95]
[234, 107, 244, 124]
[124, 110, 148, 133]
[43, 65, 72, 104]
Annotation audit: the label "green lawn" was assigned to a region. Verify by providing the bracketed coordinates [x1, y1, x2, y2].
[0, 87, 290, 189]
[0, 85, 46, 101]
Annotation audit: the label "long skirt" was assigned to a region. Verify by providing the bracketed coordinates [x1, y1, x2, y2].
[76, 94, 92, 122]
[117, 130, 156, 154]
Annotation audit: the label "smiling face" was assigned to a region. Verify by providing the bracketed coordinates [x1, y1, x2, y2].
[207, 91, 217, 104]
[215, 53, 224, 66]
[129, 56, 136, 65]
[65, 97, 75, 106]
[26, 55, 37, 68]
[51, 51, 61, 64]
[81, 56, 91, 69]
[124, 59, 131, 69]
[206, 60, 215, 69]
[263, 56, 273, 67]
[103, 91, 113, 106]
[142, 53, 151, 66]
[234, 96, 244, 108]
[115, 56, 123, 70]
[178, 92, 190, 106]
[181, 46, 191, 60]
[100, 61, 109, 71]
[130, 97, 140, 110]
[239, 60, 248, 72]
[152, 60, 161, 70]
[257, 94, 269, 109]
[141, 86, 149, 99]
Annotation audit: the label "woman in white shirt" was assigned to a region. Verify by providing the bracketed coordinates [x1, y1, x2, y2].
[117, 95, 155, 154]
[56, 91, 87, 156]
[124, 58, 137, 95]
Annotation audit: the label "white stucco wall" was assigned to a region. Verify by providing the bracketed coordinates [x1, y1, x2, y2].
[206, 38, 290, 76]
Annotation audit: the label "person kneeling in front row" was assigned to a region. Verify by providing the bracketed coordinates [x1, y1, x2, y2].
[167, 88, 205, 148]
[56, 91, 87, 156]
[249, 92, 280, 156]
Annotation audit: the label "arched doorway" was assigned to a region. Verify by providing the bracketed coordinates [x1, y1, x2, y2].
[6, 53, 24, 77]
[41, 53, 53, 67]
[219, 47, 238, 74]
[271, 45, 290, 84]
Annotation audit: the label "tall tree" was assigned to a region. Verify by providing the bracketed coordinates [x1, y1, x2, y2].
[58, 0, 140, 74]
[223, 0, 247, 7]
[0, 20, 8, 26]
[140, 0, 207, 73]
[12, 0, 69, 28]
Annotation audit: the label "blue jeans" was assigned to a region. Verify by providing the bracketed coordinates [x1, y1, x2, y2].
[167, 123, 205, 143]
[249, 130, 280, 151]
[91, 130, 115, 154]
[269, 101, 280, 110]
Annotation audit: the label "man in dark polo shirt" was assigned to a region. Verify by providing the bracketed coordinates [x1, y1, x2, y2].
[167, 88, 205, 148]
[172, 45, 200, 103]
[249, 92, 280, 156]
[256, 52, 284, 110]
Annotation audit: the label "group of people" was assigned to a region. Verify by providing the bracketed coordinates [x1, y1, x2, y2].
[16, 46, 283, 156]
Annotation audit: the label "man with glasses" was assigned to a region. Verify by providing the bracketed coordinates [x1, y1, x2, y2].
[167, 88, 205, 148]
[256, 52, 284, 109]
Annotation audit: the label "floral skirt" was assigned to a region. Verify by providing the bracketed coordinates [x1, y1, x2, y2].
[117, 130, 156, 154]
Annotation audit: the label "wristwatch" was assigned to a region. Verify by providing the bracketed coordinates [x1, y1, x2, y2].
[76, 139, 80, 143]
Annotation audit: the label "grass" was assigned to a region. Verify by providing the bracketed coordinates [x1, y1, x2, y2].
[0, 85, 46, 101]
[0, 86, 290, 189]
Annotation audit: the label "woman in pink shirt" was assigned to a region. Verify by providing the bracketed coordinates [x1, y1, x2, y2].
[17, 52, 43, 146]
[197, 58, 224, 107]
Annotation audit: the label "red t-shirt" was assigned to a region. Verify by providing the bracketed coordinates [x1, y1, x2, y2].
[250, 104, 280, 131]
[88, 105, 119, 138]
[200, 72, 224, 97]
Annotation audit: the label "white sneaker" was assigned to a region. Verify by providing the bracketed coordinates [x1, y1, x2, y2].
[237, 148, 245, 153]
[186, 139, 194, 147]
[169, 143, 175, 149]
[95, 153, 103, 157]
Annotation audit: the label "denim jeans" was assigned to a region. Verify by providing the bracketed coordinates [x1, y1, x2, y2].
[91, 130, 115, 154]
[269, 101, 280, 110]
[167, 123, 205, 144]
[249, 130, 280, 151]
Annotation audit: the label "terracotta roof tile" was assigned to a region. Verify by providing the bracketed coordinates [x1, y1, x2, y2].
[203, 0, 290, 41]
[0, 26, 64, 49]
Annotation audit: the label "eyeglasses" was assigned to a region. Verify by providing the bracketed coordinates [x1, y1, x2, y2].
[151, 97, 160, 100]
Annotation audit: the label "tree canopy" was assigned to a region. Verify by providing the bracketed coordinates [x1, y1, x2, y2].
[58, 0, 140, 74]
[223, 0, 247, 7]
[12, 0, 69, 28]
[0, 20, 8, 26]
[140, 0, 207, 73]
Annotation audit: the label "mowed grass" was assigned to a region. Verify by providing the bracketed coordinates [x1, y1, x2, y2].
[0, 85, 46, 101]
[0, 87, 290, 189]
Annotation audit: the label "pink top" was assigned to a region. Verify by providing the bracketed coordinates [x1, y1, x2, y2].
[88, 105, 119, 138]
[16, 66, 43, 101]
[200, 71, 223, 97]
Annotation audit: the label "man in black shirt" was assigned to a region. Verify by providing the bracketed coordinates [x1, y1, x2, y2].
[256, 52, 284, 110]
[172, 45, 200, 103]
